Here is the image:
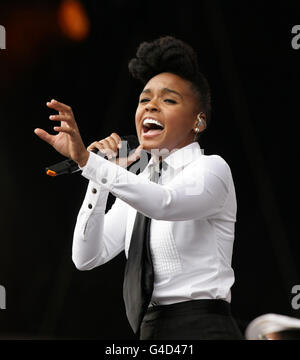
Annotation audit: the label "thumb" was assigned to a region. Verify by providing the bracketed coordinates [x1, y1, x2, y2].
[127, 144, 143, 165]
[116, 144, 144, 168]
[34, 128, 55, 146]
[134, 143, 144, 157]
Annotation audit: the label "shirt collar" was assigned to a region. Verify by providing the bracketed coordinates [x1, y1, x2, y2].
[146, 141, 202, 172]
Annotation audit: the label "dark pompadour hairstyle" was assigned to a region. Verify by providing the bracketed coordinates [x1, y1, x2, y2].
[128, 36, 211, 125]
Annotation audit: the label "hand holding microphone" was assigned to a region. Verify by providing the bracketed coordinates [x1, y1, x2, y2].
[34, 99, 143, 175]
[87, 134, 143, 169]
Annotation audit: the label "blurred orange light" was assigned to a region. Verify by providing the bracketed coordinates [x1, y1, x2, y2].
[58, 0, 90, 41]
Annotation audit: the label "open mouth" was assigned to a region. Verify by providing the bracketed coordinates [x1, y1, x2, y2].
[142, 118, 164, 137]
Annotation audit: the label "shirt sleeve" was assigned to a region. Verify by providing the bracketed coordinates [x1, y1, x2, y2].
[81, 151, 231, 222]
[72, 178, 128, 270]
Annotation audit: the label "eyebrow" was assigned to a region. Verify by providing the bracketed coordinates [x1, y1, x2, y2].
[141, 87, 183, 100]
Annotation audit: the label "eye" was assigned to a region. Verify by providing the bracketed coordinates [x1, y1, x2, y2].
[140, 98, 149, 103]
[164, 99, 177, 104]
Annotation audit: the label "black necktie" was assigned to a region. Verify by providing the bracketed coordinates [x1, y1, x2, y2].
[123, 158, 162, 333]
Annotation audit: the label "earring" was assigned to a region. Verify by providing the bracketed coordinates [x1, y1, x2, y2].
[197, 113, 203, 126]
[194, 113, 205, 141]
[194, 127, 199, 141]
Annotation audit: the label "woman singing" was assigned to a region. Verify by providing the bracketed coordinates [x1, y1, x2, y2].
[34, 36, 243, 340]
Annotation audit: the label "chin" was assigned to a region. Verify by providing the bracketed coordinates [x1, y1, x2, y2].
[142, 138, 165, 151]
[141, 142, 158, 152]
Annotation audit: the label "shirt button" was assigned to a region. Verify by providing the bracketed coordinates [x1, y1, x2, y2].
[101, 178, 107, 184]
[92, 188, 97, 194]
[88, 204, 93, 209]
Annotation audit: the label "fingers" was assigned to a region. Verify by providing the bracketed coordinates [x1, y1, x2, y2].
[103, 138, 118, 156]
[110, 133, 122, 149]
[46, 99, 73, 114]
[35, 99, 86, 162]
[99, 139, 117, 159]
[53, 126, 74, 135]
[47, 99, 79, 135]
[49, 114, 72, 123]
[48, 100, 77, 131]
[87, 140, 115, 159]
[102, 133, 120, 153]
[86, 134, 141, 165]
[34, 128, 55, 146]
[87, 141, 104, 153]
[87, 133, 121, 159]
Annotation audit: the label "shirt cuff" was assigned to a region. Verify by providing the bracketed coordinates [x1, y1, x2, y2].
[81, 151, 119, 191]
[83, 180, 109, 214]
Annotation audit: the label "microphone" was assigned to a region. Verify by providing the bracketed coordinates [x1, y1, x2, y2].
[45, 135, 139, 177]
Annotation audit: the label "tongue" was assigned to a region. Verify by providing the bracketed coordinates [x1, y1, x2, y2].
[146, 129, 163, 136]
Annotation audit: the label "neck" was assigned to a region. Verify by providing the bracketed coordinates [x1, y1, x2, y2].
[149, 140, 197, 164]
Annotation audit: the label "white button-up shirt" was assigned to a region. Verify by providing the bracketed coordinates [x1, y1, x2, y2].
[72, 141, 237, 305]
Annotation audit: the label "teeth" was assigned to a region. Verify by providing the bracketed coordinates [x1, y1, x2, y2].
[143, 118, 164, 128]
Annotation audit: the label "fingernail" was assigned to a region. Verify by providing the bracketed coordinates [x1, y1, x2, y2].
[117, 142, 122, 149]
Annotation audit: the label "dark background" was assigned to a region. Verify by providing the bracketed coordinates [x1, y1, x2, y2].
[0, 0, 299, 339]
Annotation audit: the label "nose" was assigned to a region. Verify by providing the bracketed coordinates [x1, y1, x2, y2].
[145, 99, 160, 112]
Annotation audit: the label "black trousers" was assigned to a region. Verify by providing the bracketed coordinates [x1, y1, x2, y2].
[140, 299, 244, 340]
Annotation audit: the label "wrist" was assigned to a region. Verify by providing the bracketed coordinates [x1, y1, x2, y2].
[77, 151, 90, 168]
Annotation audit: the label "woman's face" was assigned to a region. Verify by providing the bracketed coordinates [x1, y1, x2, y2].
[135, 72, 200, 152]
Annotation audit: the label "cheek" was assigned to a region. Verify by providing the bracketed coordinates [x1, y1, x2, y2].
[166, 115, 193, 135]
